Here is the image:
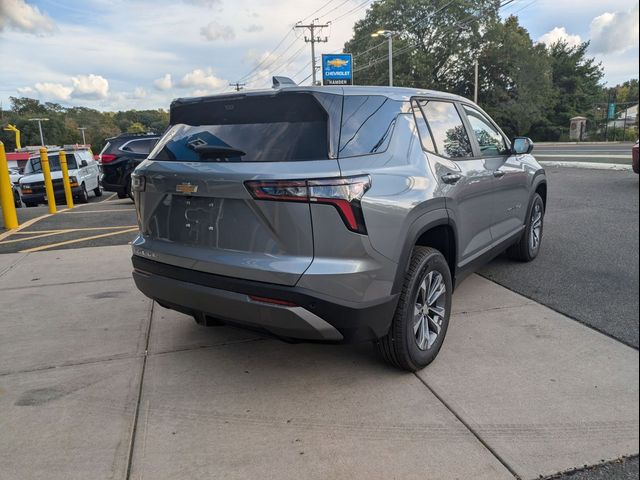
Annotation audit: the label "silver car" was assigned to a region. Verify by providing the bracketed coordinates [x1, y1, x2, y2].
[131, 84, 547, 371]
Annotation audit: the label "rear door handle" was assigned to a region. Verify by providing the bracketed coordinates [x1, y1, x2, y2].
[441, 173, 462, 185]
[493, 170, 505, 178]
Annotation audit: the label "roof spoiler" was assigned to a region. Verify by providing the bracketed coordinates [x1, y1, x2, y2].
[272, 76, 297, 89]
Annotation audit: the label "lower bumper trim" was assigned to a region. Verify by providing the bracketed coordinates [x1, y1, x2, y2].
[132, 255, 398, 343]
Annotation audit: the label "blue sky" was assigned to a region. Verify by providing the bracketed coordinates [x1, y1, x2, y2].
[0, 0, 638, 111]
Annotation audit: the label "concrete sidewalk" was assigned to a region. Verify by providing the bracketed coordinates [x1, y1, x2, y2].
[0, 245, 637, 480]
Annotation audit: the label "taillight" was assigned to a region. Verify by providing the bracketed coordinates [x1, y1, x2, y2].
[100, 154, 116, 164]
[245, 175, 371, 234]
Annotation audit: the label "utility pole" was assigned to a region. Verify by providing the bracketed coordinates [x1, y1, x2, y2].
[29, 118, 49, 146]
[474, 59, 479, 104]
[78, 127, 87, 145]
[229, 82, 246, 92]
[296, 20, 329, 86]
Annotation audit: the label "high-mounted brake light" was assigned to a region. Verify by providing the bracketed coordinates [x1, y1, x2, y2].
[100, 154, 116, 164]
[245, 175, 371, 234]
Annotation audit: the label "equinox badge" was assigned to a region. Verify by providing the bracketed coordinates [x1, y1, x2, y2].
[176, 183, 198, 194]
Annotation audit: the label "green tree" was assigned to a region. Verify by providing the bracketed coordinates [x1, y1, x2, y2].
[344, 0, 501, 89]
[533, 41, 604, 140]
[477, 16, 554, 138]
[127, 121, 147, 134]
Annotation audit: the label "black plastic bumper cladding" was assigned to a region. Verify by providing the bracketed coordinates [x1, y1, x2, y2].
[132, 256, 398, 342]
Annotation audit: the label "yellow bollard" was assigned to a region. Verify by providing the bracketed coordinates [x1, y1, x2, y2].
[0, 141, 19, 230]
[59, 151, 74, 209]
[39, 147, 57, 214]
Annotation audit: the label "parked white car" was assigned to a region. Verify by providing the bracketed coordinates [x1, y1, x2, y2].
[19, 148, 101, 207]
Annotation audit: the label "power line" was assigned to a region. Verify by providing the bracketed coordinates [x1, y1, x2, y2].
[300, 0, 340, 23]
[328, 0, 374, 23]
[235, 27, 298, 83]
[241, 33, 305, 84]
[317, 0, 354, 21]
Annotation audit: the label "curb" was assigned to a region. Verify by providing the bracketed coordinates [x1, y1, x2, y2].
[539, 161, 633, 171]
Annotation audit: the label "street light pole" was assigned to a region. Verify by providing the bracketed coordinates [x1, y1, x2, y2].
[78, 127, 87, 145]
[29, 118, 49, 146]
[371, 30, 397, 87]
[474, 59, 479, 104]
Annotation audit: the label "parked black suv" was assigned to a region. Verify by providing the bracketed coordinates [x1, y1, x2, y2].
[99, 133, 160, 199]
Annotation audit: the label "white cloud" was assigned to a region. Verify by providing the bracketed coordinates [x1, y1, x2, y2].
[132, 87, 147, 99]
[34, 82, 73, 101]
[70, 74, 110, 99]
[200, 21, 235, 41]
[178, 68, 226, 91]
[153, 73, 173, 90]
[244, 24, 264, 33]
[589, 4, 640, 54]
[0, 0, 56, 35]
[16, 86, 35, 95]
[539, 27, 583, 48]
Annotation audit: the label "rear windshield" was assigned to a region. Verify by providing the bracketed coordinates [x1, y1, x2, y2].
[25, 153, 78, 174]
[150, 93, 329, 162]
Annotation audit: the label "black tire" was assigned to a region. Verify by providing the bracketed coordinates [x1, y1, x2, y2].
[376, 246, 452, 372]
[508, 193, 544, 262]
[24, 202, 38, 208]
[77, 183, 89, 204]
[93, 184, 103, 197]
[117, 191, 128, 199]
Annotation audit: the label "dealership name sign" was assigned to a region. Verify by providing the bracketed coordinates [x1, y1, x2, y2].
[322, 54, 353, 86]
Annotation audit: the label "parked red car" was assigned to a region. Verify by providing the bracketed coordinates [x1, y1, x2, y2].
[632, 141, 639, 174]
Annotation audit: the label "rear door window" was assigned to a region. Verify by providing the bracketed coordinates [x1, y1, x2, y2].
[338, 95, 405, 158]
[421, 100, 473, 159]
[150, 93, 329, 163]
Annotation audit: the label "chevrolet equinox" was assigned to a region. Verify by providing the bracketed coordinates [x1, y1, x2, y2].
[131, 84, 547, 371]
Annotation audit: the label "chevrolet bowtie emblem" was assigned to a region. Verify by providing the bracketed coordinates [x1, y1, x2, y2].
[176, 183, 198, 194]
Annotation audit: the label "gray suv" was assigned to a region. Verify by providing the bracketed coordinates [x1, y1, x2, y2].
[131, 85, 546, 371]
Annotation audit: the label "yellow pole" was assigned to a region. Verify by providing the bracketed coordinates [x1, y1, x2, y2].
[0, 142, 19, 229]
[3, 125, 21, 150]
[58, 151, 74, 209]
[39, 147, 57, 214]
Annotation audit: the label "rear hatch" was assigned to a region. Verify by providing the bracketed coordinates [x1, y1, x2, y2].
[133, 90, 343, 286]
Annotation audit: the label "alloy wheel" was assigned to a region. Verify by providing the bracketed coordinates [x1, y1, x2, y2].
[413, 271, 447, 351]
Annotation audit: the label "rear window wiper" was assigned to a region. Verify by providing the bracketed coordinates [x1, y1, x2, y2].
[190, 144, 247, 160]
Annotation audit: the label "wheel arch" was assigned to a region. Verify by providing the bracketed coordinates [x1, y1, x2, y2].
[391, 210, 458, 294]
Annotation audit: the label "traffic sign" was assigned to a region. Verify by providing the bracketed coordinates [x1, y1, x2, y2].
[322, 54, 353, 86]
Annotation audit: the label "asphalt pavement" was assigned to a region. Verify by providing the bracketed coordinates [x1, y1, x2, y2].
[481, 166, 639, 348]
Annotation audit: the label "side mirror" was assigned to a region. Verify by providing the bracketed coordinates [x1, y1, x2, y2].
[512, 137, 534, 155]
[80, 160, 88, 168]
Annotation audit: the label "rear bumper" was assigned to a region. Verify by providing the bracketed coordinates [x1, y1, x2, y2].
[21, 186, 83, 204]
[132, 255, 398, 343]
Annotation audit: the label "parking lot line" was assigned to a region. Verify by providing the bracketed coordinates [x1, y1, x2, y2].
[0, 212, 64, 241]
[0, 226, 139, 245]
[61, 208, 135, 214]
[19, 227, 139, 253]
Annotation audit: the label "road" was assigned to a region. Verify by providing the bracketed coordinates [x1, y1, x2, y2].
[535, 142, 635, 165]
[481, 166, 639, 349]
